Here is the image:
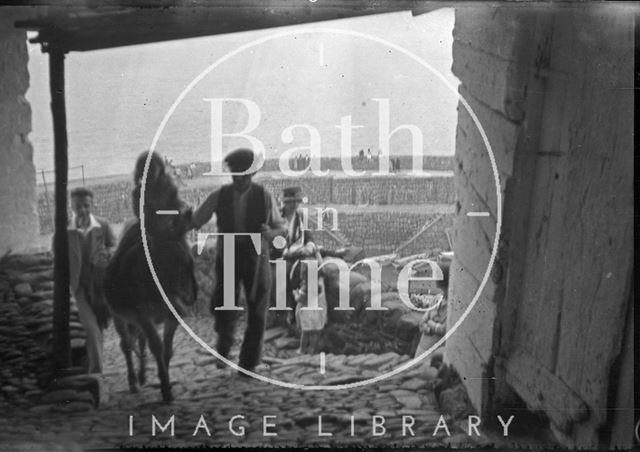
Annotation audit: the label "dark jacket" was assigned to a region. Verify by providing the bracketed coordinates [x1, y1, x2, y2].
[215, 183, 269, 233]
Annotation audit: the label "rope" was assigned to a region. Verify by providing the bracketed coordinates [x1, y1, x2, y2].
[393, 214, 443, 256]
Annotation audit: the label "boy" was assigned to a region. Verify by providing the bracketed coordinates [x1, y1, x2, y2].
[67, 187, 116, 374]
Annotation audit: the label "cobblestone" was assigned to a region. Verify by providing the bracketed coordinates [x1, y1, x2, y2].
[0, 315, 459, 448]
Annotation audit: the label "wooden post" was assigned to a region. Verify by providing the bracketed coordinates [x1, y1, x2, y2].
[49, 47, 71, 373]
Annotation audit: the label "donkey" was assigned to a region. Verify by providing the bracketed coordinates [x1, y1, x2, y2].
[104, 208, 196, 402]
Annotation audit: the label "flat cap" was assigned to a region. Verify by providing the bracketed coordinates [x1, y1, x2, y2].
[224, 148, 259, 173]
[282, 186, 303, 202]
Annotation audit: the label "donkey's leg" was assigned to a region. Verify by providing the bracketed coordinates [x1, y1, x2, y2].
[137, 327, 147, 386]
[114, 318, 138, 394]
[139, 318, 172, 403]
[163, 315, 178, 370]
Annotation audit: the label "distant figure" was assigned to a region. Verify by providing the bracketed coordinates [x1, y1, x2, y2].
[395, 157, 401, 172]
[186, 164, 193, 179]
[367, 148, 372, 165]
[278, 186, 316, 321]
[189, 162, 197, 178]
[358, 149, 364, 161]
[66, 187, 116, 374]
[391, 157, 397, 173]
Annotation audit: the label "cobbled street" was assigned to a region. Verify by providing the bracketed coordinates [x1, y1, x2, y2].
[0, 316, 473, 450]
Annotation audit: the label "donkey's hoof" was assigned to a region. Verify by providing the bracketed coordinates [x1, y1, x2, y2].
[129, 384, 140, 394]
[138, 371, 147, 386]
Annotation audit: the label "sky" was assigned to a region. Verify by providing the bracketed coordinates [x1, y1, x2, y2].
[27, 8, 458, 179]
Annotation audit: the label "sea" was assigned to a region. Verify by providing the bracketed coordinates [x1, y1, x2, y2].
[26, 8, 458, 181]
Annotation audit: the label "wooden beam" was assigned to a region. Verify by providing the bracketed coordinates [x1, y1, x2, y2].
[49, 47, 71, 373]
[16, 2, 443, 52]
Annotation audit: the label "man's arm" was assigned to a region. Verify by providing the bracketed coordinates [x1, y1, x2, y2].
[260, 191, 286, 241]
[192, 188, 220, 229]
[299, 209, 314, 244]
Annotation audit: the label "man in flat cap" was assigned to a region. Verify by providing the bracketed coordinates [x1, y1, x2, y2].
[192, 148, 285, 375]
[277, 187, 317, 320]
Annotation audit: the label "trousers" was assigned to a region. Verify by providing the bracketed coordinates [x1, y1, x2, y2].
[211, 245, 271, 371]
[75, 285, 104, 374]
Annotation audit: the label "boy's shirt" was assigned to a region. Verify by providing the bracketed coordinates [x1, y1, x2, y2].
[67, 213, 116, 295]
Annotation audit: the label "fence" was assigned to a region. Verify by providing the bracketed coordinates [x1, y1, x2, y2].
[37, 165, 86, 232]
[35, 157, 455, 257]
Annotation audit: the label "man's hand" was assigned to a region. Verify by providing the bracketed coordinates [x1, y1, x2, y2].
[260, 223, 276, 241]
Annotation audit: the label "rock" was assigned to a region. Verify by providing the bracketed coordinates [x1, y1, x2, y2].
[322, 374, 367, 386]
[324, 267, 368, 311]
[361, 352, 398, 369]
[264, 327, 288, 342]
[360, 308, 382, 326]
[53, 401, 94, 413]
[396, 312, 422, 341]
[345, 354, 370, 367]
[318, 327, 345, 354]
[349, 281, 371, 311]
[33, 299, 53, 309]
[34, 324, 53, 335]
[274, 337, 299, 350]
[33, 281, 54, 291]
[28, 404, 55, 414]
[29, 290, 54, 301]
[391, 389, 422, 409]
[40, 389, 96, 406]
[18, 270, 54, 285]
[438, 384, 473, 418]
[423, 366, 440, 381]
[6, 253, 52, 268]
[400, 377, 427, 391]
[49, 375, 100, 407]
[13, 283, 32, 297]
[444, 433, 476, 446]
[70, 338, 86, 349]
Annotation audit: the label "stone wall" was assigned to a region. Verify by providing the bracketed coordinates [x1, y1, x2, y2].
[311, 210, 453, 257]
[37, 175, 455, 230]
[38, 176, 454, 255]
[0, 253, 87, 407]
[0, 14, 39, 255]
[330, 175, 455, 206]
